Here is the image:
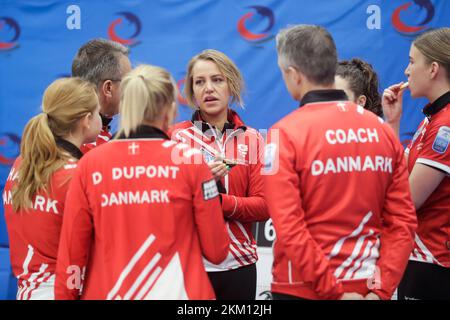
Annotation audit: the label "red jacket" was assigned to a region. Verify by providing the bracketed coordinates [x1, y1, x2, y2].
[169, 110, 268, 271]
[3, 140, 82, 300]
[406, 93, 450, 267]
[55, 126, 229, 300]
[264, 90, 417, 300]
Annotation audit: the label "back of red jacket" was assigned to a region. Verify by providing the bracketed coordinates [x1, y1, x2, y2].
[3, 157, 77, 300]
[264, 95, 417, 300]
[55, 126, 229, 300]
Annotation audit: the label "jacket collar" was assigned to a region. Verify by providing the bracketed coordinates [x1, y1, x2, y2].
[191, 109, 247, 135]
[300, 89, 348, 107]
[101, 114, 113, 129]
[116, 125, 169, 140]
[423, 91, 450, 118]
[56, 138, 83, 160]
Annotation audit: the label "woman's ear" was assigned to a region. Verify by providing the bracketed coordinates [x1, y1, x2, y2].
[357, 95, 367, 107]
[430, 61, 440, 80]
[81, 112, 92, 130]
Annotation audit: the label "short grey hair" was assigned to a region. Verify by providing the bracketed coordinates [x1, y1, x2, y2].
[276, 24, 337, 85]
[71, 38, 129, 84]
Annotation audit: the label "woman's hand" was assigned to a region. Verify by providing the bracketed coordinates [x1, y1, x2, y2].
[382, 82, 406, 136]
[208, 159, 228, 182]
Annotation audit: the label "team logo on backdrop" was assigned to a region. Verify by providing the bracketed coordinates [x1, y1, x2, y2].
[108, 12, 142, 46]
[0, 133, 20, 165]
[0, 17, 20, 51]
[392, 0, 435, 35]
[237, 6, 275, 44]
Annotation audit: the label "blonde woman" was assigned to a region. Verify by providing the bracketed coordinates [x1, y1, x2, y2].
[170, 49, 268, 300]
[382, 27, 450, 300]
[3, 78, 101, 300]
[55, 65, 229, 300]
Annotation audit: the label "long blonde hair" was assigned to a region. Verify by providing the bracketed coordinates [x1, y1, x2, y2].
[414, 27, 450, 82]
[12, 77, 98, 211]
[184, 49, 244, 109]
[118, 64, 177, 137]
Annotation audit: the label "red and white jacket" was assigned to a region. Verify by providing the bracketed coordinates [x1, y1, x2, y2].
[406, 92, 450, 267]
[264, 90, 417, 300]
[55, 126, 229, 300]
[170, 110, 268, 271]
[80, 115, 112, 154]
[3, 140, 82, 300]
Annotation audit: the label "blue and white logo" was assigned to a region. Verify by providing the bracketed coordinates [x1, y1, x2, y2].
[432, 126, 450, 154]
[201, 148, 216, 164]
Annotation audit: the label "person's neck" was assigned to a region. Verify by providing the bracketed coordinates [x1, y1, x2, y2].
[298, 82, 335, 101]
[199, 110, 228, 132]
[426, 82, 450, 104]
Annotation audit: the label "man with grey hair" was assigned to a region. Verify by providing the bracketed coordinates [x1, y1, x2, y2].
[264, 25, 417, 300]
[72, 38, 132, 153]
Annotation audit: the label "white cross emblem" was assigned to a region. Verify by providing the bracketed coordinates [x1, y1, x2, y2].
[128, 142, 140, 155]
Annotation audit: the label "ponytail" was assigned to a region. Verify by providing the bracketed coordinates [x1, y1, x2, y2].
[12, 113, 67, 211]
[118, 65, 177, 138]
[11, 77, 98, 211]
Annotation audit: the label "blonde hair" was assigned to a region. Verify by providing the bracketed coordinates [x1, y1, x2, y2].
[12, 77, 98, 211]
[184, 49, 244, 109]
[118, 64, 177, 137]
[414, 27, 450, 82]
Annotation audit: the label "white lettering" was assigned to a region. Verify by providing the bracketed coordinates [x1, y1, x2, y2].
[92, 172, 102, 185]
[367, 128, 379, 143]
[101, 190, 170, 207]
[366, 5, 381, 30]
[2, 190, 12, 205]
[46, 199, 59, 214]
[336, 130, 346, 144]
[375, 156, 384, 171]
[325, 128, 379, 145]
[311, 160, 324, 176]
[362, 156, 375, 171]
[311, 156, 393, 176]
[324, 158, 337, 175]
[347, 129, 358, 143]
[112, 168, 122, 180]
[357, 129, 367, 143]
[325, 130, 336, 144]
[336, 157, 348, 173]
[101, 194, 108, 207]
[349, 156, 361, 172]
[33, 196, 45, 211]
[111, 166, 180, 180]
[66, 5, 81, 30]
[384, 157, 393, 173]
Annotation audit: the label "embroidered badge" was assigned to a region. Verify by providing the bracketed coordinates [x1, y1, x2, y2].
[202, 179, 219, 201]
[201, 148, 216, 164]
[432, 126, 450, 154]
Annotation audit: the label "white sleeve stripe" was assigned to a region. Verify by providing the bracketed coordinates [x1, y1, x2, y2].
[227, 195, 238, 218]
[416, 158, 450, 174]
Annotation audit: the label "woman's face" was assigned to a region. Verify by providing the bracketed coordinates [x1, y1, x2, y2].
[191, 60, 230, 119]
[405, 44, 431, 98]
[335, 75, 356, 102]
